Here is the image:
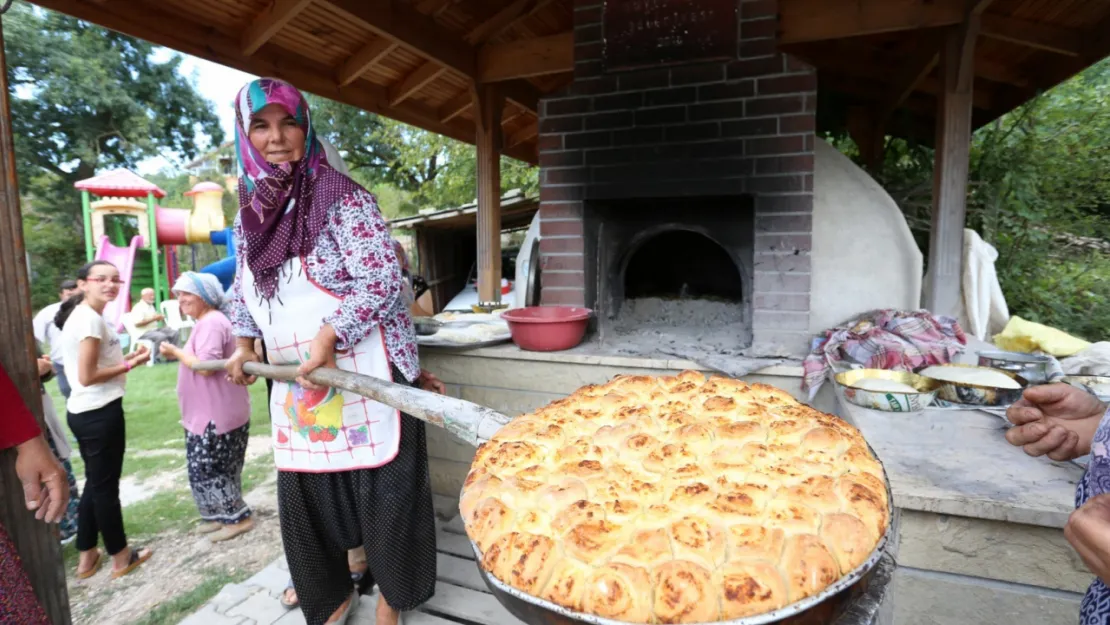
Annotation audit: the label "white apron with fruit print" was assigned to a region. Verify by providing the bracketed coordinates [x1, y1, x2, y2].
[242, 256, 399, 473]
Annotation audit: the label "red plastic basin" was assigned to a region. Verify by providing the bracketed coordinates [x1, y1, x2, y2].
[501, 306, 592, 352]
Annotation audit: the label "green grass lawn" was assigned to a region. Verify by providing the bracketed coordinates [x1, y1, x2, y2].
[46, 362, 271, 480]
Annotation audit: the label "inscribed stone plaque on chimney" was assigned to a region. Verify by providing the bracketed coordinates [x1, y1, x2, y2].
[602, 0, 738, 71]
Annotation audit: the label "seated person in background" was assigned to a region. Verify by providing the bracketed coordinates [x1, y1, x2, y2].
[131, 287, 180, 361]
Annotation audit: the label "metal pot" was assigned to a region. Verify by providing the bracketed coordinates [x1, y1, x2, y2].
[836, 369, 941, 413]
[977, 350, 1054, 384]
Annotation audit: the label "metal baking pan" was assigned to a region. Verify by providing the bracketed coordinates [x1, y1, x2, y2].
[462, 443, 896, 625]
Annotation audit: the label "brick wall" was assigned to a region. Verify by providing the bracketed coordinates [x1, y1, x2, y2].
[538, 0, 816, 352]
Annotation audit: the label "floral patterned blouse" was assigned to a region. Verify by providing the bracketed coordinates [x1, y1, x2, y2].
[228, 188, 421, 383]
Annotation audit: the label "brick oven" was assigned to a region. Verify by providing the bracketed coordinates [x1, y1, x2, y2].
[537, 0, 815, 356]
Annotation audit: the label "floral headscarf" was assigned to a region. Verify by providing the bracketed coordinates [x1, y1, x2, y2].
[234, 77, 358, 301]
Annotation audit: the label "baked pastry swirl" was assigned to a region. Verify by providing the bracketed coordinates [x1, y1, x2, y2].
[461, 371, 888, 623]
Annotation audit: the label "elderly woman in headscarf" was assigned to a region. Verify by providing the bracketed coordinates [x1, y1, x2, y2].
[159, 272, 254, 543]
[224, 78, 438, 625]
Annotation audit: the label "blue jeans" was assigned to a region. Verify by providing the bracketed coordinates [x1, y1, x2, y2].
[54, 363, 71, 399]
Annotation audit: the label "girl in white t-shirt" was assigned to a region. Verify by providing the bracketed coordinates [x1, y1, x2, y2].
[55, 260, 152, 580]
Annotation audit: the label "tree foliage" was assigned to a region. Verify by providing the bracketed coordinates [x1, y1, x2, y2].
[6, 5, 223, 308]
[833, 58, 1110, 340]
[307, 94, 538, 218]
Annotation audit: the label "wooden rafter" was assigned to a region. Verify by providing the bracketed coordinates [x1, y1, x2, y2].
[241, 0, 315, 55]
[394, 0, 557, 121]
[325, 0, 476, 77]
[875, 31, 944, 125]
[29, 0, 539, 163]
[779, 0, 965, 44]
[478, 31, 572, 82]
[390, 63, 448, 106]
[505, 122, 538, 149]
[467, 0, 555, 44]
[980, 14, 1082, 57]
[336, 38, 398, 87]
[438, 91, 473, 123]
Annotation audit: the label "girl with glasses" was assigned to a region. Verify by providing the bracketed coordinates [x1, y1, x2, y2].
[55, 260, 153, 580]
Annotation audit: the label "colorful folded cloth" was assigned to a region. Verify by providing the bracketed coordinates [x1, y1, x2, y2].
[803, 309, 968, 400]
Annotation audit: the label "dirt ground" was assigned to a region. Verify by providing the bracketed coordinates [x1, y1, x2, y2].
[67, 439, 284, 625]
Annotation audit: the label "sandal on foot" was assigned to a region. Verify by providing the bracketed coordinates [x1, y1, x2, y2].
[76, 551, 103, 580]
[208, 519, 254, 543]
[280, 579, 299, 610]
[195, 521, 223, 535]
[111, 546, 153, 580]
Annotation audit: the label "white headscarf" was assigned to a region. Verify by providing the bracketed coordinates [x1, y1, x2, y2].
[172, 271, 226, 310]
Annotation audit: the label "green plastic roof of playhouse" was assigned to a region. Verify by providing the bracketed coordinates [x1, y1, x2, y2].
[74, 168, 166, 199]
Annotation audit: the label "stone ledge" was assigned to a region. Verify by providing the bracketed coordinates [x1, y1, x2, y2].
[897, 510, 1091, 593]
[892, 567, 1083, 625]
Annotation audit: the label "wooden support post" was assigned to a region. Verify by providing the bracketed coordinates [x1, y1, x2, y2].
[0, 18, 72, 624]
[925, 17, 979, 316]
[473, 83, 504, 304]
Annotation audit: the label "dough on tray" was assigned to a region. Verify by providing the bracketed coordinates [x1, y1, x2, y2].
[461, 371, 889, 623]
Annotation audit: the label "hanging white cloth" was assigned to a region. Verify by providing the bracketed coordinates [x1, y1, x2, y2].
[961, 228, 1010, 341]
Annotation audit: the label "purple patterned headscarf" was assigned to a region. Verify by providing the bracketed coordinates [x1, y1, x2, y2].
[234, 78, 358, 300]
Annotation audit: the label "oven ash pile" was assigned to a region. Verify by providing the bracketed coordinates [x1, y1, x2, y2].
[607, 295, 793, 377]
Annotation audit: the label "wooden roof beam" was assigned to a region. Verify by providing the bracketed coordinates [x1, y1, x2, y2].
[875, 30, 945, 125]
[324, 0, 476, 76]
[29, 0, 539, 165]
[336, 38, 398, 87]
[979, 14, 1083, 57]
[505, 123, 538, 149]
[438, 90, 472, 123]
[467, 0, 556, 44]
[479, 31, 572, 82]
[241, 0, 315, 55]
[390, 63, 448, 106]
[779, 0, 965, 44]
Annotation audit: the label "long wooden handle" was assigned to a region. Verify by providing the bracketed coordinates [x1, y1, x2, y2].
[191, 360, 511, 447]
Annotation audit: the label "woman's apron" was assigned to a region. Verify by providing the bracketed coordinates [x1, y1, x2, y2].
[243, 257, 399, 472]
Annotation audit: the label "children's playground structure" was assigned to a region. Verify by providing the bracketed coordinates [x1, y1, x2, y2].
[75, 169, 237, 331]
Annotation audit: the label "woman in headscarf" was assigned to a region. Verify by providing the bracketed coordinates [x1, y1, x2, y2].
[224, 78, 438, 625]
[0, 362, 70, 625]
[160, 272, 253, 543]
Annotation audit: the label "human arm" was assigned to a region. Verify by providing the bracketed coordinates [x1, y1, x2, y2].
[76, 337, 149, 386]
[227, 214, 263, 342]
[1004, 383, 1106, 461]
[320, 190, 405, 351]
[0, 364, 67, 522]
[161, 318, 228, 376]
[297, 190, 404, 387]
[1065, 493, 1110, 586]
[31, 307, 49, 345]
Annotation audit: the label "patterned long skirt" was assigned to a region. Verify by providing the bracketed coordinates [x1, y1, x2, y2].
[185, 422, 251, 524]
[44, 433, 80, 542]
[0, 521, 49, 625]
